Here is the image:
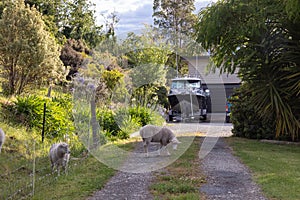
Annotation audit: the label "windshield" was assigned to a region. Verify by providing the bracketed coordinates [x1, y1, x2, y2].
[171, 80, 201, 89]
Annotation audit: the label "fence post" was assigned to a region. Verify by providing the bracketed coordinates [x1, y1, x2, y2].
[32, 140, 36, 197]
[42, 84, 52, 143]
[42, 102, 46, 143]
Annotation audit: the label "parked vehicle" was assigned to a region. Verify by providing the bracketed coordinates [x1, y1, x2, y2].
[167, 76, 210, 122]
[225, 99, 232, 123]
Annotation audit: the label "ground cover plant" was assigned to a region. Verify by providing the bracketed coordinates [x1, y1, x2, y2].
[0, 122, 137, 199]
[226, 137, 300, 200]
[150, 136, 206, 200]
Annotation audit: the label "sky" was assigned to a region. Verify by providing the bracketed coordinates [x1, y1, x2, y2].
[91, 0, 217, 37]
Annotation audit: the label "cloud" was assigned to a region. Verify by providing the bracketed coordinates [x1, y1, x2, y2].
[116, 3, 153, 37]
[91, 0, 217, 36]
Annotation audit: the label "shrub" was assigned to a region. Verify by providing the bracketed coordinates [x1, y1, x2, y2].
[128, 106, 151, 126]
[97, 105, 165, 141]
[230, 85, 276, 140]
[97, 108, 120, 137]
[2, 94, 74, 140]
[117, 115, 141, 139]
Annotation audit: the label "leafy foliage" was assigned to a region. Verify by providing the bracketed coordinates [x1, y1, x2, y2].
[97, 105, 165, 140]
[122, 28, 170, 108]
[63, 0, 103, 48]
[102, 69, 124, 92]
[0, 0, 64, 95]
[195, 0, 300, 141]
[24, 0, 104, 47]
[153, 0, 197, 46]
[128, 106, 151, 127]
[60, 39, 90, 80]
[2, 94, 74, 139]
[230, 85, 276, 140]
[97, 108, 121, 137]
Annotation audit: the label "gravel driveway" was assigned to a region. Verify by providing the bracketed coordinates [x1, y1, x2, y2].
[200, 137, 267, 200]
[87, 123, 267, 200]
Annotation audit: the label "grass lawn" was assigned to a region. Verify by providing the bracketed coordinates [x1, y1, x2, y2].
[150, 136, 206, 200]
[0, 124, 137, 200]
[226, 137, 300, 200]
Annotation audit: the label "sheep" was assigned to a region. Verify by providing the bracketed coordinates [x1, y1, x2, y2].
[0, 128, 5, 153]
[49, 142, 70, 175]
[139, 124, 181, 157]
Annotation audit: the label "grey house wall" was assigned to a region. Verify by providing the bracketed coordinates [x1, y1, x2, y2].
[184, 56, 241, 113]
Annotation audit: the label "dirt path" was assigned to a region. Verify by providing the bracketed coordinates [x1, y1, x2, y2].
[87, 141, 155, 200]
[87, 124, 267, 200]
[200, 137, 267, 200]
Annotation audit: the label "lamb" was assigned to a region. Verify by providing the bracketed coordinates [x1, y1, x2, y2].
[0, 128, 5, 153]
[139, 124, 181, 157]
[49, 142, 70, 175]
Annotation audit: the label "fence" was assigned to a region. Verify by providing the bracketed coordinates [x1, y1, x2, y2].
[0, 135, 88, 200]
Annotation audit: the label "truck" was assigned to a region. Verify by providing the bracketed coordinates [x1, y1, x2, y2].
[167, 76, 210, 122]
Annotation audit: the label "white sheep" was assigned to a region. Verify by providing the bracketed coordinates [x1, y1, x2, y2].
[139, 124, 181, 157]
[0, 128, 5, 153]
[49, 142, 70, 175]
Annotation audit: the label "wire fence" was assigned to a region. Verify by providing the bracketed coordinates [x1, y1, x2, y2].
[0, 139, 85, 200]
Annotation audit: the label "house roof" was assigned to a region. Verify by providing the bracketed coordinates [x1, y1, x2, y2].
[185, 56, 241, 84]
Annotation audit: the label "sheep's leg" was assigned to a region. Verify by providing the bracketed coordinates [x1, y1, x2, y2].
[143, 141, 149, 157]
[51, 161, 55, 173]
[166, 148, 170, 156]
[64, 160, 69, 175]
[161, 146, 170, 156]
[63, 165, 67, 175]
[158, 144, 163, 156]
[57, 167, 60, 176]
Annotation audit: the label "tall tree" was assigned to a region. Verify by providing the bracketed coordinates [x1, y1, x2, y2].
[122, 27, 171, 106]
[60, 39, 89, 80]
[153, 0, 197, 47]
[22, 0, 104, 47]
[24, 0, 70, 43]
[153, 0, 199, 75]
[63, 0, 103, 48]
[0, 0, 64, 95]
[195, 0, 300, 141]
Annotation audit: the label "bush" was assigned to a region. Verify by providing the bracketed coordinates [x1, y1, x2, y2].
[97, 108, 121, 137]
[128, 106, 151, 126]
[117, 115, 141, 139]
[230, 85, 276, 140]
[2, 94, 74, 140]
[97, 105, 165, 141]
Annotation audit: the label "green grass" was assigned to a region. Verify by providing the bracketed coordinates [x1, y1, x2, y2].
[32, 155, 116, 200]
[226, 137, 300, 200]
[150, 136, 206, 200]
[0, 122, 137, 200]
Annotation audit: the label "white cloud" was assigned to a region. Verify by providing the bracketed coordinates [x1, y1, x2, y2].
[91, 0, 217, 36]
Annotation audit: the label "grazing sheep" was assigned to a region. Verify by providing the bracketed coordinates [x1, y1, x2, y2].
[140, 125, 181, 157]
[0, 128, 5, 153]
[49, 142, 70, 175]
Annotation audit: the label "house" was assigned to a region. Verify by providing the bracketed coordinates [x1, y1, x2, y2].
[186, 56, 241, 113]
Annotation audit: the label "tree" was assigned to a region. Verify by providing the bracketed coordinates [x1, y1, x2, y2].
[60, 39, 90, 80]
[63, 0, 103, 48]
[122, 27, 171, 106]
[0, 0, 64, 95]
[195, 0, 300, 141]
[24, 0, 68, 40]
[153, 0, 196, 44]
[22, 0, 104, 47]
[102, 11, 120, 40]
[153, 0, 201, 75]
[0, 0, 10, 18]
